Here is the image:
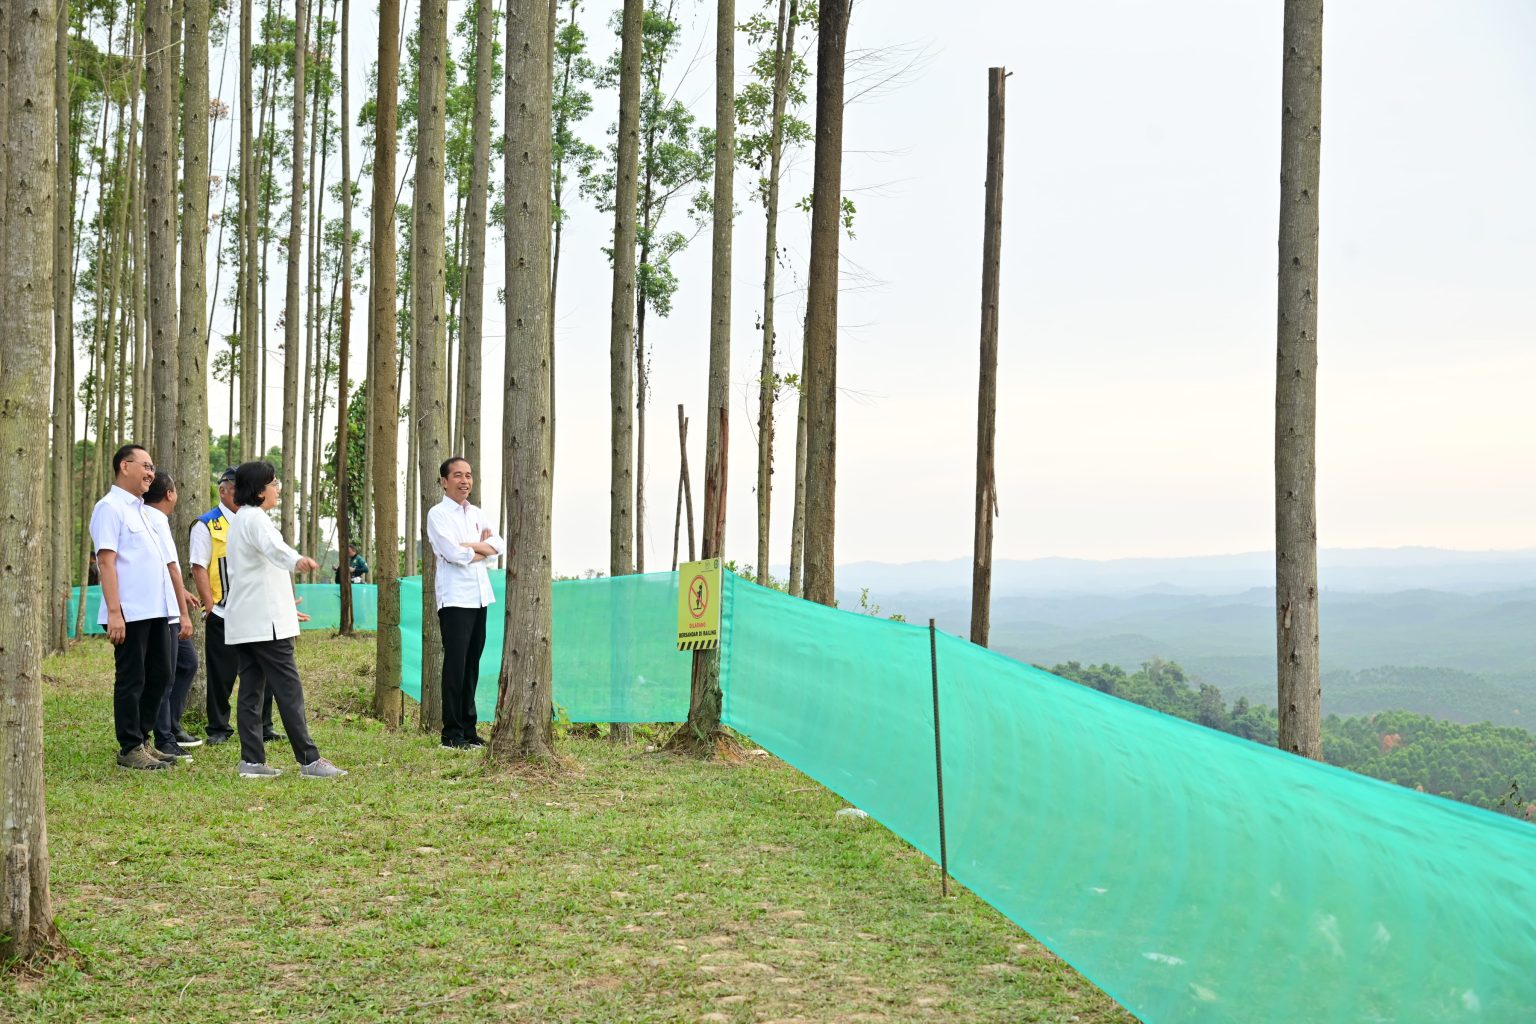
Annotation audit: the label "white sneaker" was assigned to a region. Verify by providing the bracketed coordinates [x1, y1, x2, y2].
[238, 761, 282, 779]
[300, 758, 348, 779]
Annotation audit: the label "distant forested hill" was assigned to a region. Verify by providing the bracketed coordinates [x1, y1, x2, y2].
[1050, 660, 1536, 820]
[873, 587, 1535, 727]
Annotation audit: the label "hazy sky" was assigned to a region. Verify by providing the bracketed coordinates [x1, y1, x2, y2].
[206, 0, 1536, 574]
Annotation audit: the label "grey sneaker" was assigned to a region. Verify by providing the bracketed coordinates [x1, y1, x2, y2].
[117, 746, 170, 771]
[299, 758, 347, 779]
[237, 761, 282, 779]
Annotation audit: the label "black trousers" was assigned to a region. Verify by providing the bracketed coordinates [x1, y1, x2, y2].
[114, 617, 173, 755]
[154, 626, 199, 744]
[235, 637, 319, 766]
[438, 606, 487, 744]
[205, 613, 273, 738]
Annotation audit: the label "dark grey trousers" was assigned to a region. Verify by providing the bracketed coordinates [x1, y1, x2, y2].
[235, 637, 320, 766]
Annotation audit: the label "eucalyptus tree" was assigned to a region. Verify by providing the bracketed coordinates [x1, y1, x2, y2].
[676, 0, 736, 748]
[489, 0, 556, 765]
[737, 0, 811, 587]
[146, 0, 181, 463]
[588, 0, 712, 573]
[801, 0, 851, 607]
[605, 0, 643, 584]
[51, 1, 77, 652]
[280, 0, 309, 544]
[371, 0, 405, 725]
[455, 0, 499, 498]
[549, 0, 599, 455]
[1275, 0, 1325, 760]
[414, 0, 452, 733]
[178, 0, 214, 553]
[1, 0, 62, 959]
[240, 0, 260, 457]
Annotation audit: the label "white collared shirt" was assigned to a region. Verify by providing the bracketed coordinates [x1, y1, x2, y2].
[426, 495, 506, 610]
[189, 502, 238, 619]
[90, 485, 178, 623]
[143, 505, 183, 623]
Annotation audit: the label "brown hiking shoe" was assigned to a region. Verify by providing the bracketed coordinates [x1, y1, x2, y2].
[143, 743, 179, 765]
[117, 746, 170, 771]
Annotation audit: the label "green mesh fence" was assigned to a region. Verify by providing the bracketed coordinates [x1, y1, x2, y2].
[398, 573, 691, 724]
[67, 585, 378, 637]
[70, 573, 1536, 1019]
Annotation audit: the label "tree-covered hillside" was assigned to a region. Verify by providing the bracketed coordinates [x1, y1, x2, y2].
[1050, 660, 1536, 820]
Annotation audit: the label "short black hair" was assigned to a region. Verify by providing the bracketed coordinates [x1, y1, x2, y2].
[439, 456, 470, 480]
[112, 444, 146, 477]
[218, 467, 238, 485]
[347, 544, 358, 554]
[145, 470, 176, 505]
[234, 461, 277, 508]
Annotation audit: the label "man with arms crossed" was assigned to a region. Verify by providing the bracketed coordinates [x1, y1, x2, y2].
[190, 468, 275, 744]
[91, 445, 180, 770]
[426, 457, 505, 749]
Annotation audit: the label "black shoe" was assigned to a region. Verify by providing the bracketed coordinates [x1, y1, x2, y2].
[205, 732, 233, 746]
[156, 739, 194, 762]
[440, 739, 473, 751]
[263, 731, 285, 743]
[174, 728, 204, 748]
[464, 734, 486, 749]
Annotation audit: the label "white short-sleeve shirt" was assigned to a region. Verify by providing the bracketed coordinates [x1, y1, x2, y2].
[144, 505, 182, 623]
[90, 485, 178, 624]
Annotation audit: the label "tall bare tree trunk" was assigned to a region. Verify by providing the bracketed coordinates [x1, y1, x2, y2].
[801, 0, 851, 608]
[970, 67, 1006, 648]
[1275, 0, 1324, 760]
[671, 404, 693, 571]
[415, 0, 450, 733]
[179, 0, 213, 572]
[371, 0, 404, 725]
[280, 0, 309, 543]
[51, 2, 76, 653]
[489, 0, 555, 765]
[240, 0, 259, 458]
[678, 0, 735, 747]
[146, 0, 181, 464]
[0, 0, 62, 959]
[786, 359, 806, 597]
[755, 0, 795, 587]
[458, 0, 493, 505]
[608, 0, 642, 580]
[337, 0, 355, 633]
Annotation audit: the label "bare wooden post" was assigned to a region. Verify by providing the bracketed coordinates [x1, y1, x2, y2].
[672, 404, 689, 572]
[970, 67, 1007, 648]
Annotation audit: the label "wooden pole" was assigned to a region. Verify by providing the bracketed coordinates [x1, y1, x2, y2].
[970, 67, 1007, 648]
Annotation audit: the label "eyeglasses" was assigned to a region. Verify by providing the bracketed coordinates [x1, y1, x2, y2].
[125, 460, 156, 473]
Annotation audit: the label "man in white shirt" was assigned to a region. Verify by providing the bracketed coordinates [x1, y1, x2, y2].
[144, 471, 201, 760]
[190, 468, 276, 744]
[426, 457, 505, 749]
[91, 445, 180, 771]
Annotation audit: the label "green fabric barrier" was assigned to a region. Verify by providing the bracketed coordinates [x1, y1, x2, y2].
[67, 584, 378, 637]
[397, 573, 691, 724]
[721, 575, 1536, 1022]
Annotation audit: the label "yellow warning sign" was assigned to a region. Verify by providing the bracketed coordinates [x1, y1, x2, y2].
[677, 558, 722, 652]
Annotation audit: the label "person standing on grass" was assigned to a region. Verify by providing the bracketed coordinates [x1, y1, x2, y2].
[223, 461, 348, 780]
[190, 468, 277, 745]
[90, 445, 180, 771]
[144, 471, 202, 759]
[427, 456, 505, 750]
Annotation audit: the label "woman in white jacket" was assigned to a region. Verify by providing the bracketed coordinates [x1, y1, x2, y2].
[224, 461, 347, 779]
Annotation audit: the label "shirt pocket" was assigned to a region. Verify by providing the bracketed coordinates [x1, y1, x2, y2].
[125, 512, 147, 534]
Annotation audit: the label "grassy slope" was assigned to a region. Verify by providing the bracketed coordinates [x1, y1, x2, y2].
[3, 634, 1132, 1024]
